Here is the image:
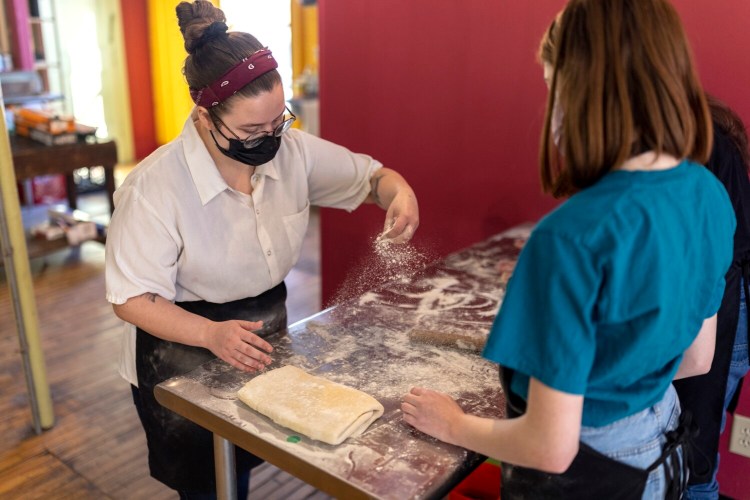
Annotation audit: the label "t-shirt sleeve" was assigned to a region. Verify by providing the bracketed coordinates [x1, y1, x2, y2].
[704, 275, 726, 319]
[482, 230, 600, 395]
[298, 132, 382, 211]
[105, 186, 180, 304]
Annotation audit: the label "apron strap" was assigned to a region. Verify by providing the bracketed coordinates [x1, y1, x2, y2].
[645, 409, 698, 500]
[741, 259, 750, 330]
[728, 259, 750, 414]
[498, 365, 527, 418]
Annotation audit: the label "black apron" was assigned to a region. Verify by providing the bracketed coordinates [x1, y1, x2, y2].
[131, 282, 288, 492]
[673, 261, 750, 485]
[498, 366, 694, 500]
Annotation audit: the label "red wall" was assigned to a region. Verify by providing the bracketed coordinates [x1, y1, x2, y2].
[120, 0, 157, 160]
[677, 1, 750, 128]
[319, 1, 750, 496]
[318, 0, 562, 303]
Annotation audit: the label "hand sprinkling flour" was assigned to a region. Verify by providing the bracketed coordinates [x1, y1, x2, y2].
[377, 214, 416, 245]
[327, 224, 435, 307]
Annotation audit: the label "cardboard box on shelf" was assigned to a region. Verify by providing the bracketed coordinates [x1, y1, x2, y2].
[14, 108, 75, 135]
[27, 128, 77, 146]
[64, 221, 98, 246]
[47, 207, 106, 243]
[30, 221, 66, 241]
[47, 207, 91, 224]
[14, 107, 77, 146]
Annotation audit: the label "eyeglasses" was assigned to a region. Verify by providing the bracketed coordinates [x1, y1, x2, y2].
[212, 105, 296, 149]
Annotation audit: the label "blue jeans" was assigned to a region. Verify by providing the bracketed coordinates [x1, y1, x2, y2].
[686, 280, 750, 500]
[580, 385, 681, 500]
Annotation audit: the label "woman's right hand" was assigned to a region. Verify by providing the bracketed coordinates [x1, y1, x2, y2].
[203, 320, 274, 372]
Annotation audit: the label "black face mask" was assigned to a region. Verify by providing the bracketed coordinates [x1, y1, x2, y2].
[210, 131, 282, 167]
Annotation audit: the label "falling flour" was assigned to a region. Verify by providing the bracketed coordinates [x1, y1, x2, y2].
[327, 229, 436, 307]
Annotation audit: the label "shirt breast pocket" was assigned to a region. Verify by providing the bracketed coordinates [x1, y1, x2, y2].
[282, 201, 310, 267]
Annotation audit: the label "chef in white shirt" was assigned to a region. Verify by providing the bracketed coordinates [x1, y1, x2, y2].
[104, 2, 419, 497]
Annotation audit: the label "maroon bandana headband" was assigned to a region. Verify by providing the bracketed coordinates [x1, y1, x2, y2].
[189, 48, 278, 108]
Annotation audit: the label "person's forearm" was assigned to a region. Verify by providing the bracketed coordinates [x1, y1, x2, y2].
[365, 167, 415, 210]
[113, 293, 213, 348]
[403, 380, 582, 473]
[450, 413, 579, 473]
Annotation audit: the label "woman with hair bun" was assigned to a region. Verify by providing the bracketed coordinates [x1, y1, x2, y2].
[105, 1, 419, 497]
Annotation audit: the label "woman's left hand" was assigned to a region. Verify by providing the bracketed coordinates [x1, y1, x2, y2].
[381, 189, 419, 244]
[401, 387, 465, 444]
[366, 168, 419, 243]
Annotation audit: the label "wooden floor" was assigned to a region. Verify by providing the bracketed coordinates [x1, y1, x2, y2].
[0, 184, 331, 499]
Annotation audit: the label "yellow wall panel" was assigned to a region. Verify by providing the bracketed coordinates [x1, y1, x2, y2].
[148, 0, 219, 145]
[291, 0, 318, 83]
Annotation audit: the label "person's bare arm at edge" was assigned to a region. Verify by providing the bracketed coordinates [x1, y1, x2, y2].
[364, 167, 419, 244]
[113, 292, 273, 373]
[674, 314, 716, 380]
[402, 377, 582, 473]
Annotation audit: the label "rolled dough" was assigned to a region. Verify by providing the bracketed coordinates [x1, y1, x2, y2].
[408, 327, 488, 353]
[237, 365, 384, 445]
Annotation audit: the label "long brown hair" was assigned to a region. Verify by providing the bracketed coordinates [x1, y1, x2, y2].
[538, 12, 561, 67]
[175, 1, 281, 118]
[539, 0, 713, 198]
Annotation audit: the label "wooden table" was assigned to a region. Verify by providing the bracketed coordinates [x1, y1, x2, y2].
[10, 134, 118, 215]
[155, 225, 533, 499]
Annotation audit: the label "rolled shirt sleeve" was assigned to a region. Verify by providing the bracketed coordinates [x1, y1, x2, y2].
[105, 185, 180, 304]
[297, 131, 382, 212]
[704, 275, 727, 320]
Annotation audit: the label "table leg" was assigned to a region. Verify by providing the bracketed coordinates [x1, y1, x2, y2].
[65, 173, 77, 210]
[213, 433, 237, 500]
[104, 165, 115, 215]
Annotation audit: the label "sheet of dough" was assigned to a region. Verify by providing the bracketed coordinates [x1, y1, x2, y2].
[237, 365, 384, 445]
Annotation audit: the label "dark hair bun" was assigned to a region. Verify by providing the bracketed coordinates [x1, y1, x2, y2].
[176, 1, 228, 54]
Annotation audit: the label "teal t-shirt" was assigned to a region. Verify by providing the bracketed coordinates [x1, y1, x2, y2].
[483, 160, 735, 427]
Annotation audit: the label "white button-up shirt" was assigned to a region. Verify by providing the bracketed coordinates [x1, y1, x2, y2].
[106, 115, 381, 385]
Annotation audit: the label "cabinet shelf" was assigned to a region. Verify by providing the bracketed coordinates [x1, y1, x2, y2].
[33, 61, 59, 69]
[25, 234, 106, 260]
[26, 0, 63, 102]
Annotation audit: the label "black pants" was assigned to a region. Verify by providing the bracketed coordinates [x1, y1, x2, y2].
[131, 282, 288, 494]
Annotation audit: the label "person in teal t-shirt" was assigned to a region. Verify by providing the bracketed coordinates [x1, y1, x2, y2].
[401, 1, 735, 498]
[490, 159, 733, 428]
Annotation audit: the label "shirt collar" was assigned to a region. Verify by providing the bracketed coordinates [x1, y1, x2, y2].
[181, 114, 282, 205]
[181, 114, 229, 205]
[256, 160, 280, 181]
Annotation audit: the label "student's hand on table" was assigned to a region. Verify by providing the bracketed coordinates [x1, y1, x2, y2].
[401, 387, 465, 444]
[382, 190, 419, 244]
[204, 320, 273, 372]
[497, 258, 517, 284]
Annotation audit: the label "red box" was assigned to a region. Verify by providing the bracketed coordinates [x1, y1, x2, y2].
[31, 174, 67, 205]
[449, 462, 501, 500]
